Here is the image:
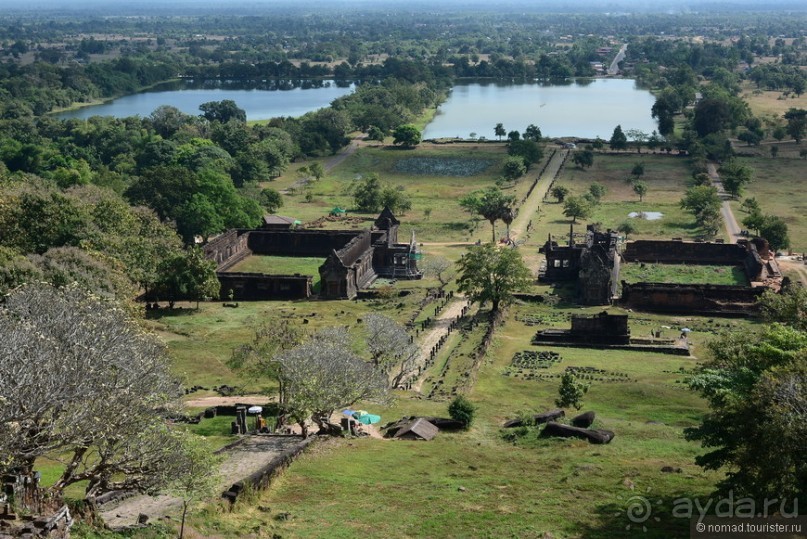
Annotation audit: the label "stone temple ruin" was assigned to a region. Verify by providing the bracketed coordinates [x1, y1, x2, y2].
[540, 225, 782, 315]
[203, 208, 422, 301]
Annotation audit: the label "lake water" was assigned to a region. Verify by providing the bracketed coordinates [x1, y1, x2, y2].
[422, 79, 658, 140]
[57, 79, 355, 121]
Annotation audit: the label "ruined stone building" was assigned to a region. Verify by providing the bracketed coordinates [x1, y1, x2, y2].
[540, 228, 783, 315]
[203, 208, 422, 300]
[539, 224, 619, 305]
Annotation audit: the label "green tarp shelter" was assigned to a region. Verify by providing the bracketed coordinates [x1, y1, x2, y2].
[353, 411, 381, 425]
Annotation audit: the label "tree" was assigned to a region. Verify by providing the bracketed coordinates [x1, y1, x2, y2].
[380, 185, 412, 215]
[156, 248, 220, 308]
[609, 124, 628, 151]
[617, 220, 637, 240]
[353, 174, 383, 212]
[571, 150, 594, 169]
[0, 285, 187, 502]
[562, 196, 592, 223]
[588, 182, 606, 202]
[742, 210, 766, 236]
[685, 324, 807, 501]
[367, 126, 385, 141]
[392, 124, 421, 148]
[784, 108, 806, 143]
[719, 161, 753, 199]
[448, 395, 476, 429]
[364, 314, 419, 388]
[555, 372, 588, 410]
[631, 162, 645, 179]
[459, 187, 515, 243]
[276, 327, 388, 437]
[199, 100, 247, 123]
[625, 129, 648, 153]
[421, 255, 454, 288]
[260, 188, 284, 213]
[759, 215, 790, 252]
[494, 123, 506, 141]
[507, 130, 520, 142]
[308, 162, 325, 181]
[502, 156, 527, 181]
[507, 139, 543, 167]
[551, 185, 570, 203]
[167, 435, 222, 539]
[740, 197, 760, 214]
[524, 124, 542, 141]
[759, 286, 807, 332]
[681, 185, 721, 222]
[632, 180, 648, 202]
[456, 243, 531, 312]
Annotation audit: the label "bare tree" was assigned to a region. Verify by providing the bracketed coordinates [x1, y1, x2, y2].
[420, 255, 454, 288]
[276, 327, 388, 437]
[0, 284, 187, 503]
[364, 314, 419, 388]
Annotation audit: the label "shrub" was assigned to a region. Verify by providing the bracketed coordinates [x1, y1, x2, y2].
[448, 395, 476, 429]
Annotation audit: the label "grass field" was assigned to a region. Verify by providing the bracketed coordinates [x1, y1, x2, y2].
[266, 144, 541, 243]
[189, 302, 753, 539]
[620, 263, 748, 286]
[728, 156, 807, 252]
[539, 153, 715, 242]
[226, 255, 325, 292]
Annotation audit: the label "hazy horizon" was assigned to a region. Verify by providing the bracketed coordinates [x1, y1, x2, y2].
[1, 0, 805, 17]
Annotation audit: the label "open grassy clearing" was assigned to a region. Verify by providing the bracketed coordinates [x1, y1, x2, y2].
[619, 263, 748, 286]
[740, 82, 807, 119]
[727, 156, 807, 252]
[542, 153, 718, 242]
[266, 144, 543, 243]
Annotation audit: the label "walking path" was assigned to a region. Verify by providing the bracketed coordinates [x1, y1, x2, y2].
[608, 44, 628, 76]
[411, 297, 469, 393]
[509, 149, 569, 241]
[707, 162, 742, 241]
[101, 436, 304, 529]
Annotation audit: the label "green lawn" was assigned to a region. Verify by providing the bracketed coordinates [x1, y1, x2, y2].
[728, 156, 807, 252]
[226, 255, 325, 292]
[620, 263, 748, 286]
[190, 301, 750, 539]
[541, 153, 720, 243]
[266, 144, 543, 243]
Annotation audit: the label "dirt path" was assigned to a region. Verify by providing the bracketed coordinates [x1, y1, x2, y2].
[412, 298, 469, 393]
[322, 138, 362, 172]
[707, 162, 742, 241]
[779, 259, 807, 287]
[183, 395, 272, 408]
[510, 149, 569, 242]
[101, 436, 305, 529]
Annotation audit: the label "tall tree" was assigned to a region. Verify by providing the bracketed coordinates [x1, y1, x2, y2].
[460, 187, 515, 243]
[494, 123, 506, 141]
[562, 196, 592, 223]
[609, 125, 628, 151]
[456, 243, 531, 312]
[392, 124, 422, 148]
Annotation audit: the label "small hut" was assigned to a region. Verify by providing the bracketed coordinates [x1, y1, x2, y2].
[262, 215, 300, 230]
[393, 418, 438, 441]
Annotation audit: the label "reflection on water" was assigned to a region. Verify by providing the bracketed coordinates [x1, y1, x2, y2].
[629, 211, 664, 221]
[57, 79, 355, 121]
[423, 78, 658, 140]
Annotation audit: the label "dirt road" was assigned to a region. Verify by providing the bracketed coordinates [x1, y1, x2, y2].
[412, 298, 469, 393]
[509, 149, 568, 241]
[707, 162, 742, 241]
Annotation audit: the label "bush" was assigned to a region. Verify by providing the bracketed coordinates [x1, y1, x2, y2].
[448, 395, 476, 429]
